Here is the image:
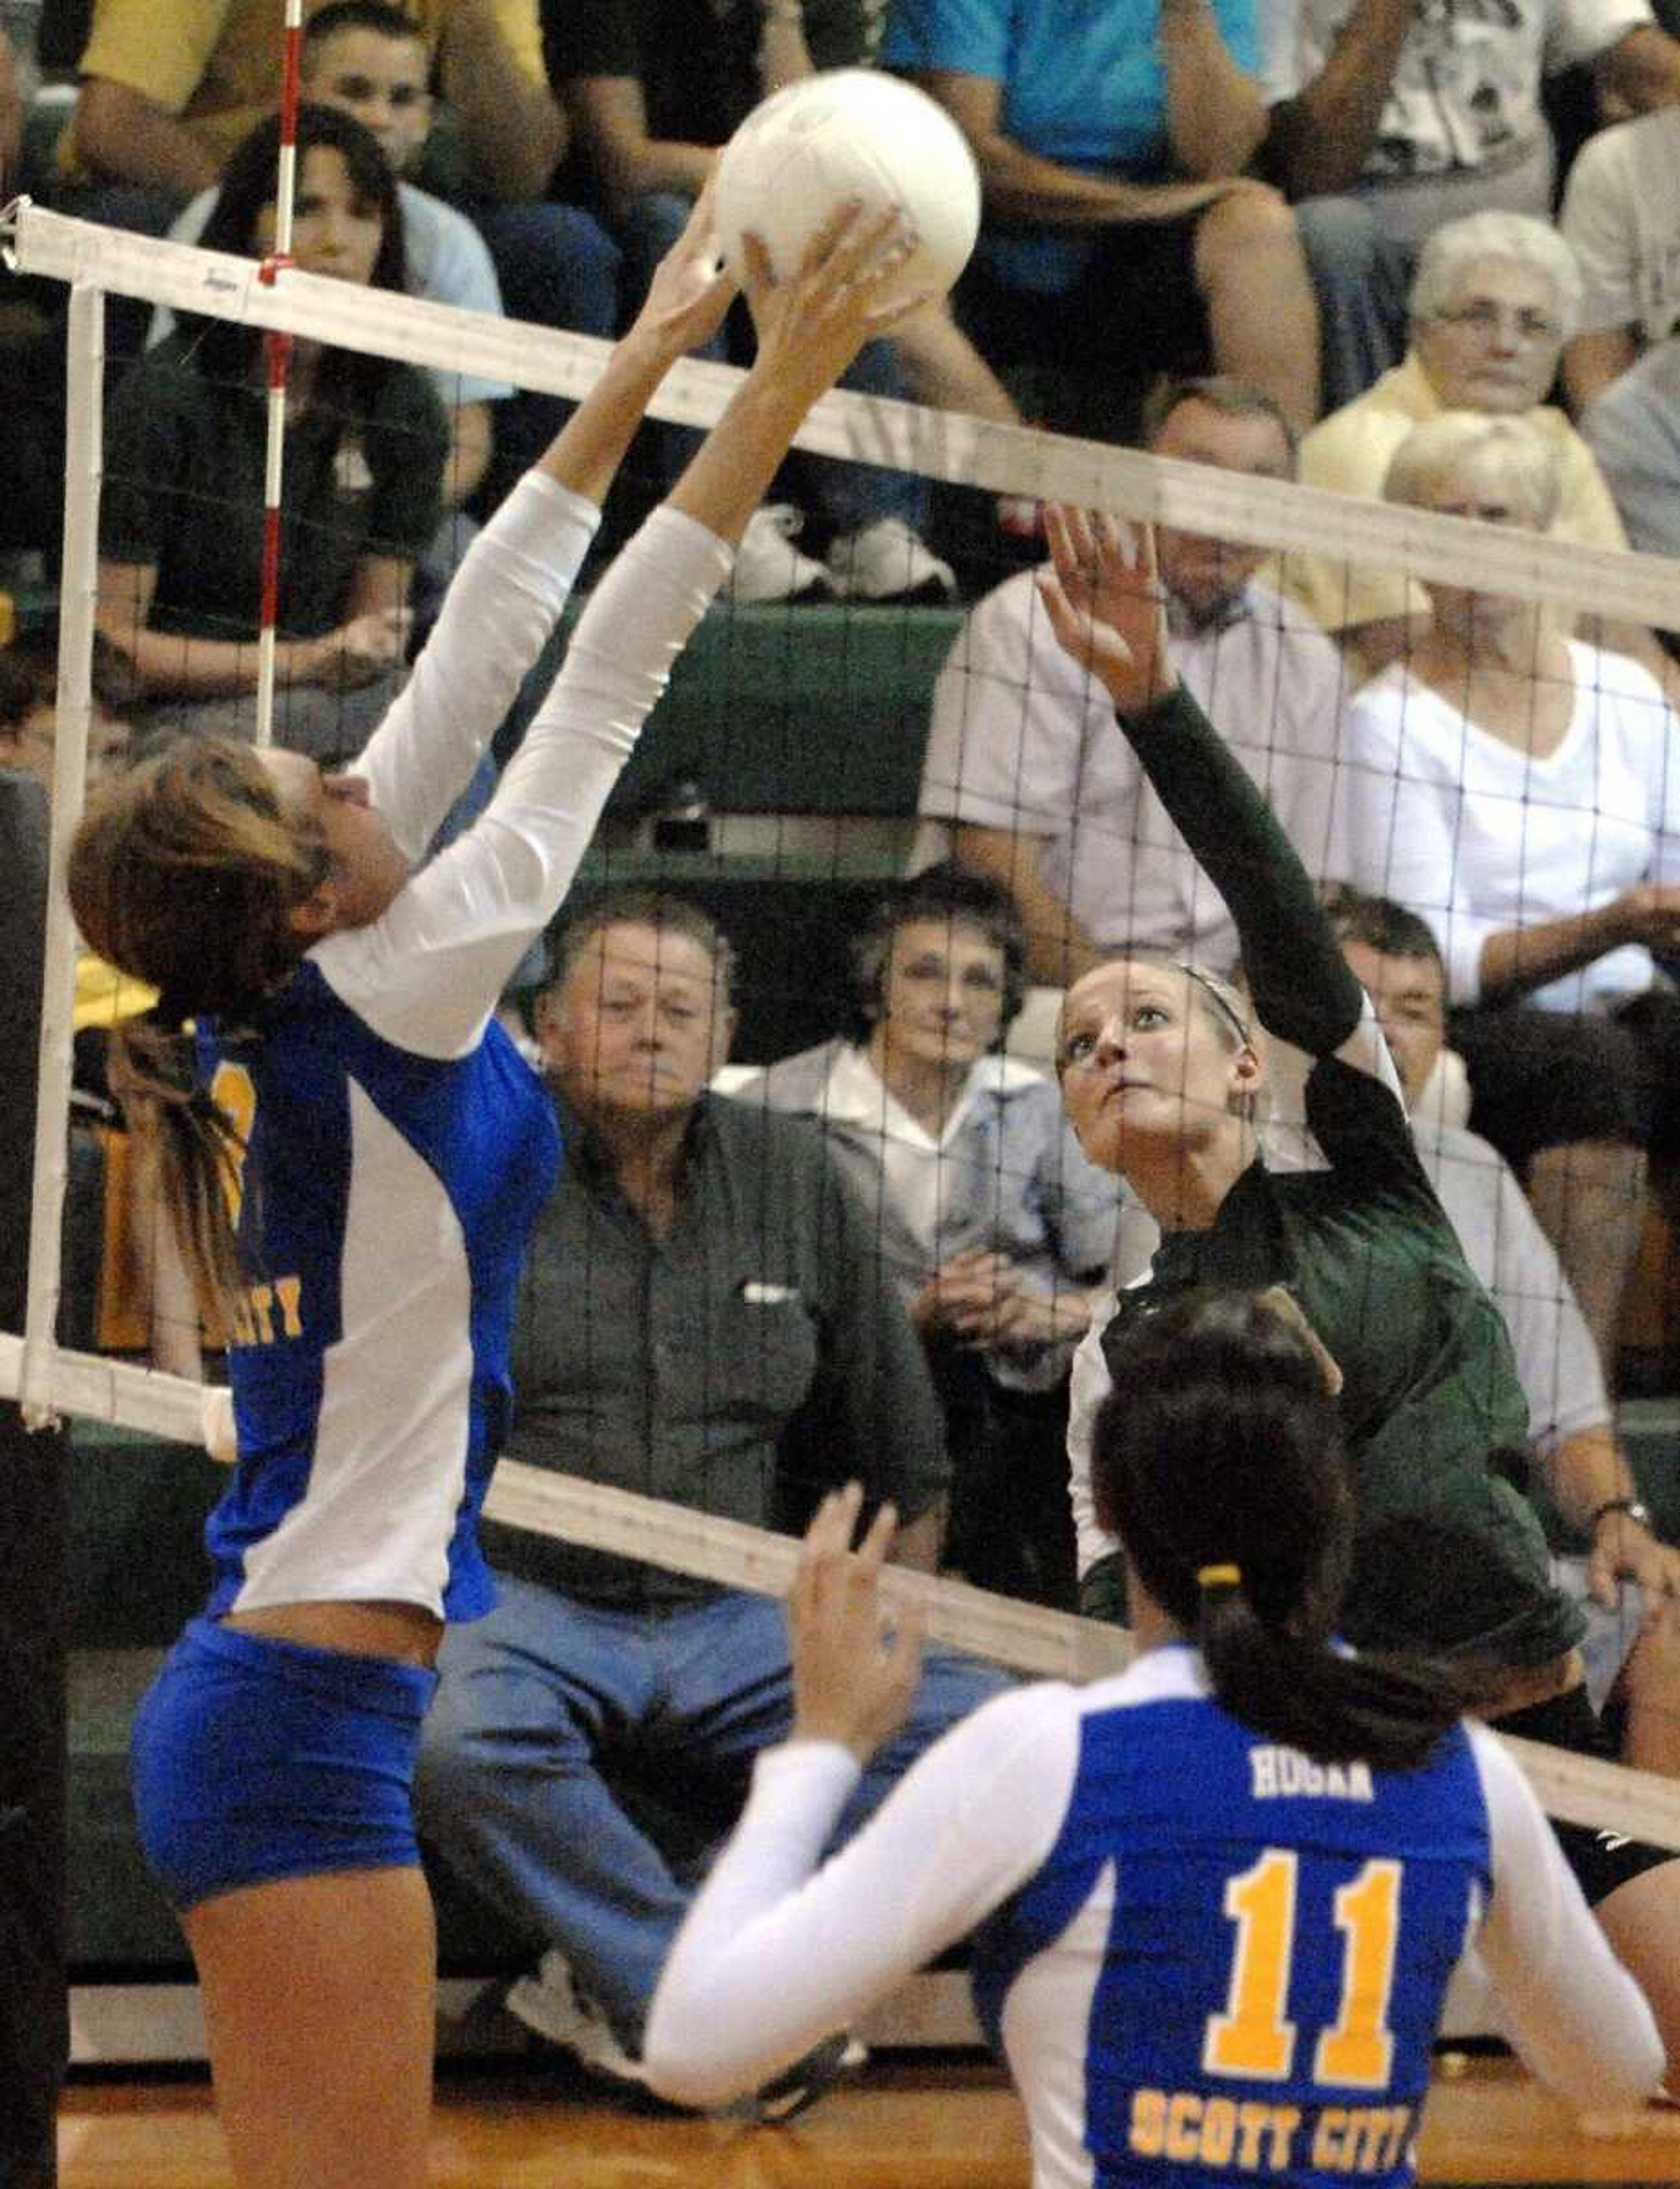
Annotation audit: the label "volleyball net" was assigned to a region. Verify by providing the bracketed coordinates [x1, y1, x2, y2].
[4, 198, 1679, 1855]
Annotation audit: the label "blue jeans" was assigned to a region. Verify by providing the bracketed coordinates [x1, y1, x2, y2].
[472, 200, 623, 501]
[617, 189, 929, 534]
[1292, 197, 1416, 412]
[414, 1577, 1011, 2047]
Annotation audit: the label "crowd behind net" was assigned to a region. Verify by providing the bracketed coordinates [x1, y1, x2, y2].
[5, 201, 1680, 1851]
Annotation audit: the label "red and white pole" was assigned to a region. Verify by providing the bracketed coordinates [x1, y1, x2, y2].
[253, 0, 306, 750]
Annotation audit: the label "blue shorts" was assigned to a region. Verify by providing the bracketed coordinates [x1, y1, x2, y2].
[132, 1617, 439, 1912]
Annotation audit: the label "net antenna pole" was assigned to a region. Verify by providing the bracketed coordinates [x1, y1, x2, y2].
[20, 280, 104, 1428]
[253, 0, 306, 753]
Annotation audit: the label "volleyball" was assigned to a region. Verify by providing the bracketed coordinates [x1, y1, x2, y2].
[713, 70, 982, 306]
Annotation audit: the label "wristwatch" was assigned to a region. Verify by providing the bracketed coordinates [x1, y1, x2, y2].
[1589, 1496, 1653, 1534]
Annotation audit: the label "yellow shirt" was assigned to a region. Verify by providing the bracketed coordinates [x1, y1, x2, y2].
[1278, 353, 1629, 637]
[63, 0, 546, 180]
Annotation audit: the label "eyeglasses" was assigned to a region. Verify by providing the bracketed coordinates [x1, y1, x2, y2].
[1431, 300, 1560, 346]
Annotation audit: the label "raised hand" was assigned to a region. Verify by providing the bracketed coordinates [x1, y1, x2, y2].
[626, 175, 738, 364]
[1036, 503, 1174, 718]
[740, 199, 930, 407]
[788, 1482, 925, 1764]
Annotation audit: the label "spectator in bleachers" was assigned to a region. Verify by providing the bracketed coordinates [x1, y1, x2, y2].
[1280, 213, 1676, 691]
[918, 376, 1346, 989]
[56, 0, 617, 484]
[742, 864, 1124, 1607]
[63, 0, 559, 214]
[0, 636, 131, 799]
[546, 0, 971, 603]
[1561, 106, 1680, 411]
[1259, 0, 1680, 407]
[883, 0, 1321, 437]
[1331, 409, 1680, 1389]
[163, 4, 510, 520]
[94, 105, 448, 758]
[0, 19, 23, 189]
[414, 890, 1006, 2107]
[1580, 330, 1680, 554]
[1325, 887, 1680, 1774]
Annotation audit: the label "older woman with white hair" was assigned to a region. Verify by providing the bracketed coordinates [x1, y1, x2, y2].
[1333, 407, 1680, 1385]
[1281, 211, 1637, 674]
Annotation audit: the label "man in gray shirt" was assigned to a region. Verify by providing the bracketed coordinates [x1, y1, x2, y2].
[416, 890, 1003, 2111]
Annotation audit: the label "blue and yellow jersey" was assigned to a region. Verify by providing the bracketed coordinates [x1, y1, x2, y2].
[973, 1649, 1486, 2188]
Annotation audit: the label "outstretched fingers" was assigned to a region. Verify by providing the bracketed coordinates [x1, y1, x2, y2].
[1043, 503, 1150, 602]
[741, 200, 919, 368]
[798, 196, 899, 280]
[789, 1484, 924, 1762]
[1038, 501, 1170, 711]
[637, 176, 738, 353]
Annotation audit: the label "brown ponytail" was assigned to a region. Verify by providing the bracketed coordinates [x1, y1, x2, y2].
[68, 738, 329, 1329]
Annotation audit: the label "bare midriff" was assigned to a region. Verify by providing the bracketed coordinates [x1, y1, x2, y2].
[221, 1599, 443, 1668]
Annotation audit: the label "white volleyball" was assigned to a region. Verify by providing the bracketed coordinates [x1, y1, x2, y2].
[713, 70, 981, 306]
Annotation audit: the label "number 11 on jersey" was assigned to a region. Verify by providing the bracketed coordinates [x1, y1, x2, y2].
[1204, 1851, 1400, 2090]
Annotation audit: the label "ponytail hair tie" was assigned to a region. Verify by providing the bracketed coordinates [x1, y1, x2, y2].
[1197, 1562, 1241, 1591]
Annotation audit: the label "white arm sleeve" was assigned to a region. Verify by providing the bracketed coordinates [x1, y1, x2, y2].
[353, 473, 600, 866]
[643, 1685, 1081, 2108]
[318, 504, 732, 1058]
[1470, 1724, 1666, 2108]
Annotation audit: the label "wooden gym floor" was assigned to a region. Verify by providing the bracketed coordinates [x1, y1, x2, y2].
[56, 2056, 1680, 2188]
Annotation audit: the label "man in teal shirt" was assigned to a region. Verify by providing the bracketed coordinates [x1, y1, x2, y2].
[883, 0, 1321, 436]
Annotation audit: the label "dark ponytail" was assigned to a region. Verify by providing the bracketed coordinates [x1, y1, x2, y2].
[1093, 1290, 1492, 1773]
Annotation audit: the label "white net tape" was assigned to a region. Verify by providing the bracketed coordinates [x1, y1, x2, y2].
[10, 200, 1680, 620]
[2, 1323, 1674, 1849]
[4, 199, 1679, 1856]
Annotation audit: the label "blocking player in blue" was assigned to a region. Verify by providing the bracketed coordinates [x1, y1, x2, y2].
[66, 193, 925, 2189]
[643, 1289, 1665, 2183]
